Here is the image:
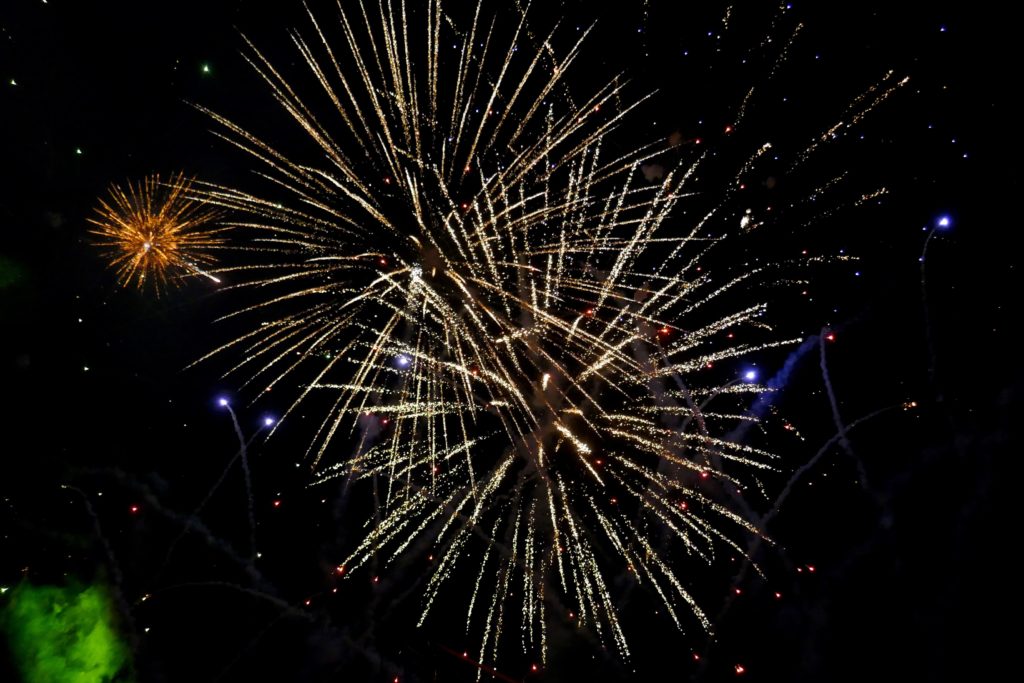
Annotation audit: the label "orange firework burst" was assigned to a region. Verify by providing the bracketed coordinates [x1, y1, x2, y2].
[89, 172, 224, 292]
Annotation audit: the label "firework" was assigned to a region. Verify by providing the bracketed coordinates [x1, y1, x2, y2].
[195, 0, 901, 667]
[89, 172, 224, 292]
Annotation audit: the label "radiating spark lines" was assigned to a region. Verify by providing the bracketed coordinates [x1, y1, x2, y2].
[188, 0, 905, 670]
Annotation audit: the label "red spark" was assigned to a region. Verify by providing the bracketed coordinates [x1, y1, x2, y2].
[735, 664, 746, 675]
[437, 644, 519, 683]
[129, 505, 139, 514]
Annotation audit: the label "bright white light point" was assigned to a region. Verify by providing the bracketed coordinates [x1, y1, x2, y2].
[83, 366, 89, 372]
[142, 242, 151, 252]
[75, 148, 82, 155]
[202, 64, 211, 74]
[411, 265, 422, 280]
[937, 215, 951, 228]
[397, 354, 411, 367]
[739, 208, 753, 230]
[744, 370, 758, 382]
[0, 586, 8, 594]
[264, 417, 275, 426]
[542, 373, 551, 390]
[218, 397, 229, 407]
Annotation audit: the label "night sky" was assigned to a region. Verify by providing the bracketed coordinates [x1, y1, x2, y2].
[1, 1, 1017, 681]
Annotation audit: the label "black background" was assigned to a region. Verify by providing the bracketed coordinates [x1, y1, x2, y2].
[1, 1, 1016, 681]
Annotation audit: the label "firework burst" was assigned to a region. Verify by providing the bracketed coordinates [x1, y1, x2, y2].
[89, 172, 224, 292]
[194, 0, 902, 667]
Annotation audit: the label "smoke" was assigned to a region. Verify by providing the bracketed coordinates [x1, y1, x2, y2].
[1, 581, 134, 683]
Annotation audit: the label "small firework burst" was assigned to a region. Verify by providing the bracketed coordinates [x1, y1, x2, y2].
[89, 172, 224, 292]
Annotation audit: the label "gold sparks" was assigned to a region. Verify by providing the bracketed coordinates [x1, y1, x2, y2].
[191, 0, 900, 669]
[89, 173, 224, 292]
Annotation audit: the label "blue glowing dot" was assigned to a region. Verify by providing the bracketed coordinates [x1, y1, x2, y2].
[937, 215, 952, 228]
[397, 354, 411, 367]
[218, 397, 229, 407]
[743, 370, 758, 382]
[264, 417, 275, 427]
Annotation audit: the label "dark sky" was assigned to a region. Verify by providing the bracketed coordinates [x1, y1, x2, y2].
[1, 1, 1017, 681]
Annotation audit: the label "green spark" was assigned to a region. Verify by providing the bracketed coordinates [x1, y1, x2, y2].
[201, 63, 211, 74]
[1, 581, 134, 683]
[75, 148, 83, 155]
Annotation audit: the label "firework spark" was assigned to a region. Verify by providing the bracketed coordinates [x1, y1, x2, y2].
[193, 0, 902, 668]
[89, 172, 224, 292]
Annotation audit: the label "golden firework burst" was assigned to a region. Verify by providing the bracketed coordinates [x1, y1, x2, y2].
[89, 172, 224, 292]
[192, 0, 903, 665]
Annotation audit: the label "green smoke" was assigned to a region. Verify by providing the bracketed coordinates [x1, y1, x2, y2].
[0, 255, 27, 290]
[1, 581, 133, 683]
